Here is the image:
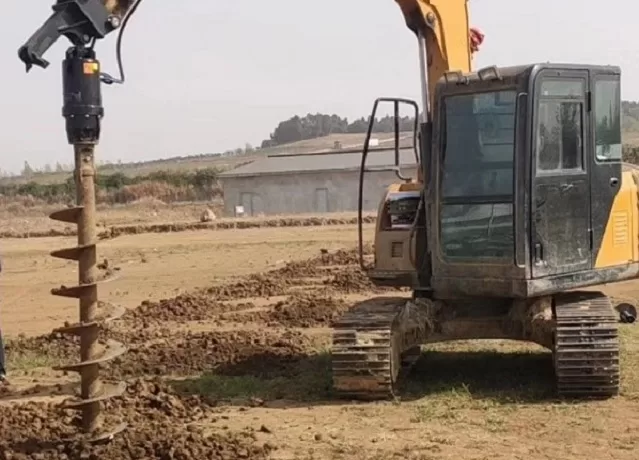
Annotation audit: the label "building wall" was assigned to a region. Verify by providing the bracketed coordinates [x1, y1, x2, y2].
[221, 167, 419, 216]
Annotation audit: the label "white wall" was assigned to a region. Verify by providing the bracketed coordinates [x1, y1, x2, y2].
[221, 167, 419, 216]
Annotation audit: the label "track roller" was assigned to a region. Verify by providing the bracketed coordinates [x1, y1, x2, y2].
[553, 291, 620, 398]
[331, 296, 427, 399]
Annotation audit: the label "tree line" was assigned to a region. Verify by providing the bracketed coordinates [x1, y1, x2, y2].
[261, 113, 416, 148]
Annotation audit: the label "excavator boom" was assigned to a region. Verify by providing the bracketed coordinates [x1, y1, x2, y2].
[395, 0, 477, 117]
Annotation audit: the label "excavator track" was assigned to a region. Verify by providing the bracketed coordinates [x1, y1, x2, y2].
[331, 297, 421, 400]
[553, 291, 620, 398]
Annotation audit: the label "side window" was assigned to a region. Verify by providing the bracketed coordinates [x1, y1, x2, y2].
[594, 78, 622, 162]
[535, 79, 585, 174]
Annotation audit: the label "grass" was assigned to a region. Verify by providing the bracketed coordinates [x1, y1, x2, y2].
[400, 345, 555, 403]
[172, 324, 639, 410]
[5, 349, 61, 372]
[172, 351, 333, 403]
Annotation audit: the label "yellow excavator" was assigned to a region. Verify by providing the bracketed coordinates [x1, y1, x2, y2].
[17, 0, 635, 412]
[331, 0, 636, 400]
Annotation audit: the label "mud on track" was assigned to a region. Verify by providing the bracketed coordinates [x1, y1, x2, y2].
[1, 245, 396, 459]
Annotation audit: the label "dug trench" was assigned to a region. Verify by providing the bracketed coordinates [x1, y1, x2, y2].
[0, 245, 406, 458]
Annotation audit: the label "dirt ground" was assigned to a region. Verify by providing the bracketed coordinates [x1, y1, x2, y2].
[1, 222, 638, 459]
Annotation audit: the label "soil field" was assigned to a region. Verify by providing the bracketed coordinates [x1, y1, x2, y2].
[0, 200, 375, 239]
[0, 224, 638, 459]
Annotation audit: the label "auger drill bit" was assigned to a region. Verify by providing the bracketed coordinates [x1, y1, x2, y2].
[18, 0, 140, 441]
[48, 45, 127, 440]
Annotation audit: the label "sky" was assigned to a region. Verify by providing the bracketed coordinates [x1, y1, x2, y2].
[1, 0, 636, 174]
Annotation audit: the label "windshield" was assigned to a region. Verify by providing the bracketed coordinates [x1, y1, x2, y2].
[440, 90, 517, 260]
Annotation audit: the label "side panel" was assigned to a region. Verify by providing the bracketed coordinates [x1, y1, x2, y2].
[589, 72, 632, 267]
[531, 70, 591, 277]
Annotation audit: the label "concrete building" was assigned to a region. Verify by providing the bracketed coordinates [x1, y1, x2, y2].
[218, 148, 418, 216]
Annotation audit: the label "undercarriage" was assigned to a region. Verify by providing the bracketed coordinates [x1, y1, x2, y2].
[331, 291, 620, 399]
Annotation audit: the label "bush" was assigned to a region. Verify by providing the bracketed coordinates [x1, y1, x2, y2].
[0, 167, 223, 205]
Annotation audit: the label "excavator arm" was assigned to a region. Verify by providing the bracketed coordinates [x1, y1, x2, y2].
[395, 0, 482, 119]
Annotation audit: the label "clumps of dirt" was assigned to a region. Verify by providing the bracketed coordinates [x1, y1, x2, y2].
[228, 293, 349, 328]
[123, 293, 254, 325]
[205, 246, 375, 301]
[111, 246, 375, 333]
[325, 267, 380, 293]
[269, 293, 349, 327]
[108, 329, 312, 380]
[205, 273, 306, 301]
[0, 379, 273, 459]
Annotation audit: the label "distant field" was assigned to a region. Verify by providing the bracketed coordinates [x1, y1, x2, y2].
[2, 132, 407, 186]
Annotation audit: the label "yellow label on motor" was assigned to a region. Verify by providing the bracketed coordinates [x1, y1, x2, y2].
[83, 61, 100, 74]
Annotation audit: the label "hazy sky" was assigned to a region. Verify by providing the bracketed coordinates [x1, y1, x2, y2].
[1, 0, 636, 174]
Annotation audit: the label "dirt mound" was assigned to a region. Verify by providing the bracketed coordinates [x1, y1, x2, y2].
[205, 247, 373, 301]
[228, 293, 349, 328]
[113, 246, 374, 330]
[269, 246, 367, 278]
[325, 267, 381, 293]
[0, 379, 272, 459]
[123, 294, 254, 325]
[205, 273, 311, 301]
[269, 293, 349, 327]
[109, 329, 311, 379]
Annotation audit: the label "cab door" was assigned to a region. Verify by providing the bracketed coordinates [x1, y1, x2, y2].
[531, 70, 591, 277]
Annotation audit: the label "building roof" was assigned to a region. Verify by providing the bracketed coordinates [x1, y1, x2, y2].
[218, 148, 418, 178]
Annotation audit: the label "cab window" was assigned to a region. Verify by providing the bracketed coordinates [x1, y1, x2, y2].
[594, 78, 622, 162]
[535, 78, 585, 174]
[439, 90, 517, 260]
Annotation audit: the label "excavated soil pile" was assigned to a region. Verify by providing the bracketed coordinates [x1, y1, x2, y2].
[122, 294, 255, 325]
[114, 246, 376, 330]
[206, 273, 306, 301]
[326, 268, 383, 293]
[0, 379, 272, 460]
[228, 293, 349, 328]
[206, 246, 378, 299]
[108, 329, 312, 380]
[268, 293, 349, 327]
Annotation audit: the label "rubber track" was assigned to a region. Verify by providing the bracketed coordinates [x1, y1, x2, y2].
[554, 291, 620, 398]
[330, 297, 407, 400]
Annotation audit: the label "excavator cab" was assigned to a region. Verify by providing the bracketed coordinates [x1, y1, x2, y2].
[360, 63, 632, 300]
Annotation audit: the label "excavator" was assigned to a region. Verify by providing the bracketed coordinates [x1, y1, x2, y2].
[15, 2, 635, 439]
[330, 0, 635, 400]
